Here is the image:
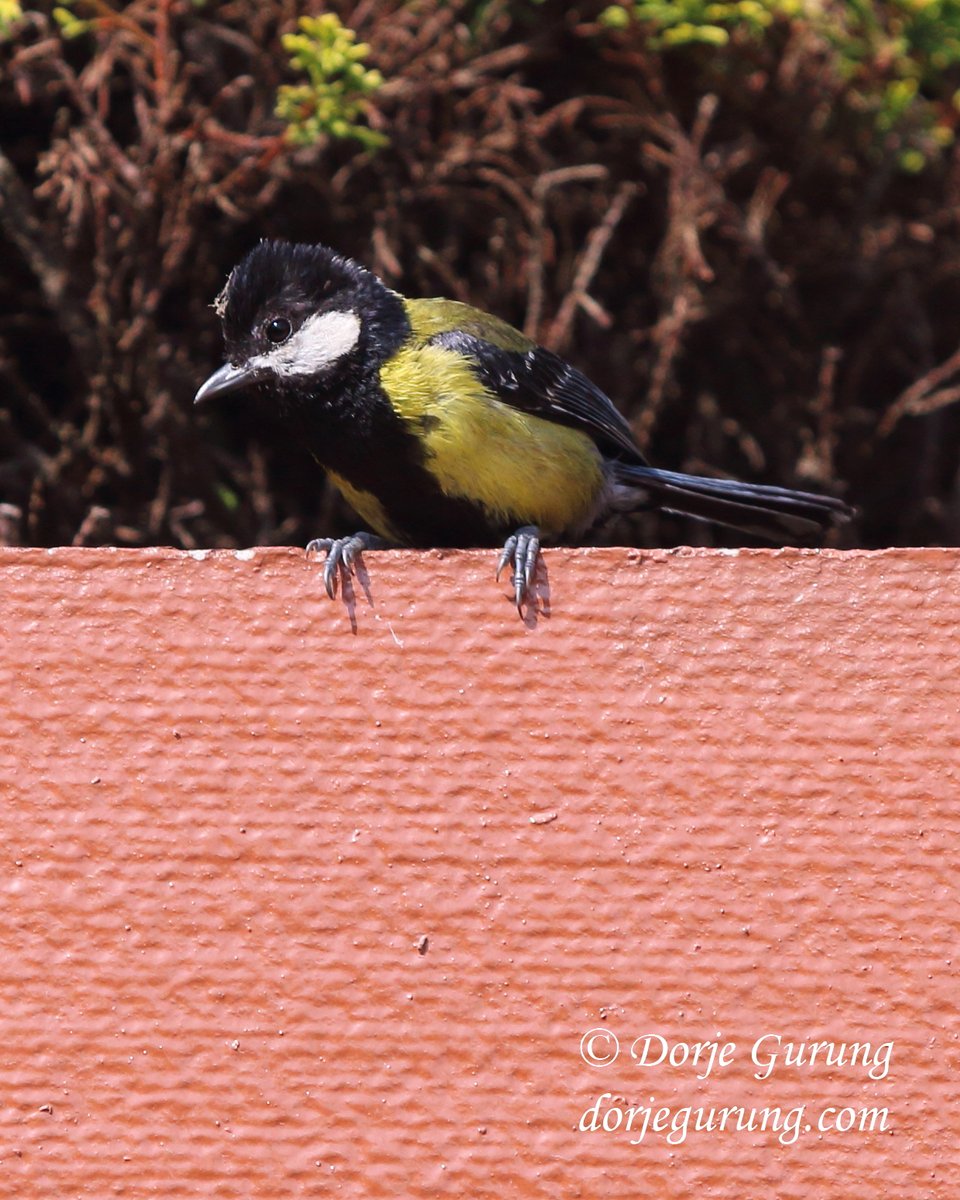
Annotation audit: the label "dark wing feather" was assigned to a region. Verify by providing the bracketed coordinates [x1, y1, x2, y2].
[429, 330, 853, 540]
[430, 330, 645, 462]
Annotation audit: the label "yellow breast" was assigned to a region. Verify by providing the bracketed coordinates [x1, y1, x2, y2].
[379, 342, 604, 539]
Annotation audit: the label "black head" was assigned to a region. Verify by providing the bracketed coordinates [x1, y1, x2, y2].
[195, 240, 406, 405]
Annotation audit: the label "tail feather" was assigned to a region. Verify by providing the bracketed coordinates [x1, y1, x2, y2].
[615, 464, 853, 541]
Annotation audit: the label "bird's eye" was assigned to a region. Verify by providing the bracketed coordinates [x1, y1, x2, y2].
[264, 316, 292, 344]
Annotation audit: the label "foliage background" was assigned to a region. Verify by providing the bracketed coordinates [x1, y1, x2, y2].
[2, 0, 960, 551]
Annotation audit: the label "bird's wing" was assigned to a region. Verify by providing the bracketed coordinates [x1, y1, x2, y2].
[428, 328, 645, 462]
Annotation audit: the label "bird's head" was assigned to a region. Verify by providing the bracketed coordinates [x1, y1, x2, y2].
[194, 240, 405, 406]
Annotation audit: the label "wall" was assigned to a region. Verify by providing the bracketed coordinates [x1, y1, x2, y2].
[1, 546, 957, 1197]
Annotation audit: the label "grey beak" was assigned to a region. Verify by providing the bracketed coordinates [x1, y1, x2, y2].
[194, 361, 260, 405]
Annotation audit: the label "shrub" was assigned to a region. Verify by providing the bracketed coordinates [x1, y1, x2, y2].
[1, 1, 959, 551]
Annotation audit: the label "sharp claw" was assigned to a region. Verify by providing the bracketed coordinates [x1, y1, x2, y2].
[496, 526, 541, 609]
[305, 538, 339, 597]
[522, 537, 538, 589]
[306, 532, 385, 599]
[495, 537, 517, 582]
[323, 555, 339, 599]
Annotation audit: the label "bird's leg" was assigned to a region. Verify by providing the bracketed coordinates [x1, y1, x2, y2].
[306, 531, 388, 599]
[496, 525, 541, 609]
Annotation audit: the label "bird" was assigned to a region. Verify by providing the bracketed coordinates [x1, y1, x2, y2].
[195, 240, 853, 606]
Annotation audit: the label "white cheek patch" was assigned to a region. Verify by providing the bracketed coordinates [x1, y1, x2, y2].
[251, 309, 361, 378]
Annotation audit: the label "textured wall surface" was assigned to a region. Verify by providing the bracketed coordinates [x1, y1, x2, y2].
[0, 546, 957, 1197]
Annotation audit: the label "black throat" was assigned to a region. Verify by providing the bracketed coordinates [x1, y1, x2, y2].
[280, 283, 413, 472]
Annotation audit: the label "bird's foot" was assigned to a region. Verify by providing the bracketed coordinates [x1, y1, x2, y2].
[496, 525, 541, 610]
[306, 531, 387, 598]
